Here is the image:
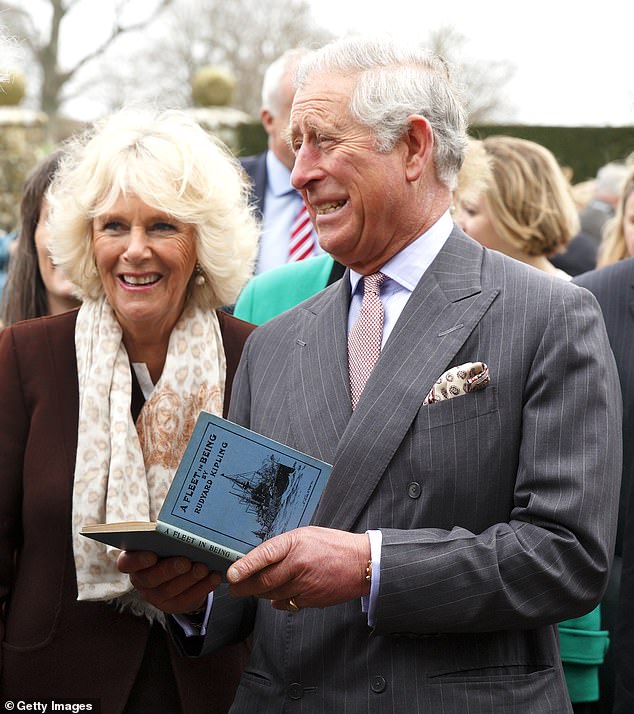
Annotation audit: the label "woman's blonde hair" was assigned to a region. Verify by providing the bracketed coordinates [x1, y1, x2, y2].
[47, 108, 259, 309]
[597, 168, 634, 267]
[453, 138, 493, 208]
[479, 135, 579, 257]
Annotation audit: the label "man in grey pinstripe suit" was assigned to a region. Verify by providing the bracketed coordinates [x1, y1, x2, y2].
[121, 37, 622, 713]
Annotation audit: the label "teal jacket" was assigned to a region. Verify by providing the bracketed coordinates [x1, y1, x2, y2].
[234, 255, 335, 325]
[559, 607, 609, 703]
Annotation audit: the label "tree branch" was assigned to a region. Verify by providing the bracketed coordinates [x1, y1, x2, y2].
[63, 0, 175, 79]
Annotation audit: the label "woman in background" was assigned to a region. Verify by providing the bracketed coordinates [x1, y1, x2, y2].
[597, 167, 634, 267]
[1, 149, 81, 326]
[455, 135, 579, 279]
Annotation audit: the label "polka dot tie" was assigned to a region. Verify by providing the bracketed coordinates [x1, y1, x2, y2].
[348, 272, 387, 410]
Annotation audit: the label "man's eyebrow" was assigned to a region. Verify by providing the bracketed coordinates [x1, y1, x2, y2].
[282, 126, 293, 148]
[289, 116, 323, 137]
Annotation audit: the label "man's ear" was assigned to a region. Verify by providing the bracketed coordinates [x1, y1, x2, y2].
[403, 115, 434, 182]
[261, 108, 274, 136]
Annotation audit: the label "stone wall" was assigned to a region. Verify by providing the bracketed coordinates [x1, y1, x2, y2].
[188, 106, 255, 155]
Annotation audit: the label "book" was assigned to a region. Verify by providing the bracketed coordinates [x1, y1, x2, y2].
[80, 412, 332, 573]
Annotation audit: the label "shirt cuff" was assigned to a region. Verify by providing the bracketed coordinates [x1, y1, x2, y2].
[361, 529, 382, 627]
[172, 591, 214, 637]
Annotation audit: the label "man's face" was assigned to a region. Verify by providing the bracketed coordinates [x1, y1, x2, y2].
[290, 71, 414, 275]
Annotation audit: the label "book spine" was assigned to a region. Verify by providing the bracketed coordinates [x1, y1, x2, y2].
[156, 521, 243, 563]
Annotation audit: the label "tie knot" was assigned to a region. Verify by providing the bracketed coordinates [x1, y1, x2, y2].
[363, 272, 387, 297]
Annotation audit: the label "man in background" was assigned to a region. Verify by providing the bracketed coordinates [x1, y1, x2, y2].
[580, 161, 629, 244]
[241, 48, 322, 274]
[574, 259, 634, 713]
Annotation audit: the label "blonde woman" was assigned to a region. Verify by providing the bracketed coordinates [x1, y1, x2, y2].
[455, 135, 579, 279]
[0, 109, 258, 712]
[597, 168, 634, 267]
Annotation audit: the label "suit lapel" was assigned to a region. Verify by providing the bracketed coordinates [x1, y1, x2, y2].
[314, 230, 499, 530]
[286, 278, 353, 463]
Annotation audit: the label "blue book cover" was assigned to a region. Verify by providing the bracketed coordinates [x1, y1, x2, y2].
[158, 412, 331, 555]
[81, 413, 332, 571]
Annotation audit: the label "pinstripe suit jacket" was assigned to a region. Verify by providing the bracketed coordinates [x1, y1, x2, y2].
[193, 228, 622, 713]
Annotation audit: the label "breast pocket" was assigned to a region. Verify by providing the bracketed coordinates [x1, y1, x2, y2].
[419, 384, 499, 430]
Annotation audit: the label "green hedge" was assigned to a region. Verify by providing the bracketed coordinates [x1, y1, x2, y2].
[235, 121, 267, 157]
[471, 125, 634, 183]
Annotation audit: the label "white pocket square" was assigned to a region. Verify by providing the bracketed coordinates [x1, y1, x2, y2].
[423, 361, 490, 405]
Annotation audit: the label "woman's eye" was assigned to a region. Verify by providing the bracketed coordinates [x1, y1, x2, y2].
[152, 222, 177, 232]
[102, 221, 124, 231]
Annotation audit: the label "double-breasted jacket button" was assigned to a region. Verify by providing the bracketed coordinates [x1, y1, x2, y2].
[287, 682, 304, 700]
[370, 675, 387, 693]
[407, 481, 421, 499]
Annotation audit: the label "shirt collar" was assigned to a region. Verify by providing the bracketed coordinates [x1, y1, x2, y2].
[266, 150, 295, 197]
[349, 210, 454, 295]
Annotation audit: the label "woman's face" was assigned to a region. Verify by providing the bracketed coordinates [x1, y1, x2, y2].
[454, 192, 507, 253]
[92, 193, 197, 341]
[34, 199, 79, 314]
[623, 190, 634, 258]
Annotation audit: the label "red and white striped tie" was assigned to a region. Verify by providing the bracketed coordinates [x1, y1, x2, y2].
[289, 201, 315, 262]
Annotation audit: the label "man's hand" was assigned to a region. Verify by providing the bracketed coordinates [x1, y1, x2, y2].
[226, 526, 371, 611]
[117, 551, 222, 614]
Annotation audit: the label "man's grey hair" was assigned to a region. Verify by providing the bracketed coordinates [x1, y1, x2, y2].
[261, 48, 311, 117]
[295, 36, 468, 190]
[595, 161, 629, 198]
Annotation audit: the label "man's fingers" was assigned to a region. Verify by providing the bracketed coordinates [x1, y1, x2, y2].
[227, 532, 294, 584]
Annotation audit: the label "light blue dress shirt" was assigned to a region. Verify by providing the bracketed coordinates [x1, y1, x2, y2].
[256, 151, 322, 274]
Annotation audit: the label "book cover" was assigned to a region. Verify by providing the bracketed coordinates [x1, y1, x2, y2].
[81, 412, 332, 572]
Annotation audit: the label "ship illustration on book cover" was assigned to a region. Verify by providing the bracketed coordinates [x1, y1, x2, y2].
[224, 454, 302, 541]
[160, 412, 331, 554]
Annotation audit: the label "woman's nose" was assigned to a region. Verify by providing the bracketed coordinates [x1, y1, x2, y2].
[124, 227, 151, 260]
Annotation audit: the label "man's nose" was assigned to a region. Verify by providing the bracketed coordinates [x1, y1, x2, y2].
[291, 143, 320, 191]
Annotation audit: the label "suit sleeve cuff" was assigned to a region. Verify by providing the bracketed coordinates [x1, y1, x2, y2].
[171, 592, 214, 637]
